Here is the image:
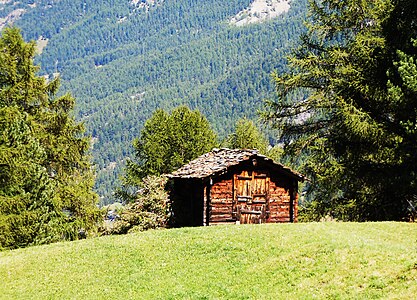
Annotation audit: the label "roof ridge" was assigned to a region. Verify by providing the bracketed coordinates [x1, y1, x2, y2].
[168, 148, 304, 181]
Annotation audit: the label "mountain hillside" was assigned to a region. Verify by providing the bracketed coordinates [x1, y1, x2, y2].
[231, 0, 291, 26]
[0, 0, 308, 204]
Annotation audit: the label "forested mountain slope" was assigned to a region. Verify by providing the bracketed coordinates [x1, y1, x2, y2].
[1, 0, 308, 204]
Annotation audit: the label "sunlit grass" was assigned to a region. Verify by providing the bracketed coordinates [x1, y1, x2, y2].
[1, 222, 416, 299]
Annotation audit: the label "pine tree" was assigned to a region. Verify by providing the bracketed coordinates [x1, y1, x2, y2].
[264, 0, 417, 220]
[0, 28, 100, 249]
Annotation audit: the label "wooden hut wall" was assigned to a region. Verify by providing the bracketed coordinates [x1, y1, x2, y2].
[170, 156, 300, 226]
[267, 173, 298, 223]
[206, 166, 299, 225]
[207, 174, 235, 225]
[171, 178, 204, 227]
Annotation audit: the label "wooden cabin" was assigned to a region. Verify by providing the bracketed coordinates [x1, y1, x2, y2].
[167, 148, 305, 226]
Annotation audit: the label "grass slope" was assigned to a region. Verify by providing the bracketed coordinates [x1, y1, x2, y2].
[1, 223, 417, 299]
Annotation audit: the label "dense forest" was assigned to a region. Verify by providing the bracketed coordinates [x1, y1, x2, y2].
[0, 0, 309, 204]
[2, 0, 416, 251]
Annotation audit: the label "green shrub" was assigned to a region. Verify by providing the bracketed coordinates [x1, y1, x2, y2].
[104, 176, 170, 234]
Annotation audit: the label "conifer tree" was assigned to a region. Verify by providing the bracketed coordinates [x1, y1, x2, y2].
[225, 118, 269, 154]
[0, 28, 100, 249]
[265, 0, 417, 220]
[118, 105, 217, 202]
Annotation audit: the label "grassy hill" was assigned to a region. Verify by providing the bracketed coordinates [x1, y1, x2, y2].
[1, 222, 416, 299]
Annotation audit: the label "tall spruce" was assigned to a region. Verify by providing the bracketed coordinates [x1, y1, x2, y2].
[0, 28, 100, 249]
[264, 0, 417, 220]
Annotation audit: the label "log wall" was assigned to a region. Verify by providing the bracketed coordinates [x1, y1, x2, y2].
[208, 175, 235, 225]
[171, 165, 299, 226]
[170, 178, 204, 227]
[267, 180, 291, 223]
[207, 171, 298, 225]
[267, 176, 294, 223]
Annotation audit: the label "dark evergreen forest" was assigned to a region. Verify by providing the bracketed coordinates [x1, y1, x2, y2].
[1, 0, 308, 204]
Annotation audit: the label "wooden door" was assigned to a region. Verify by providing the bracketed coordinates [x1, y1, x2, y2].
[234, 171, 269, 224]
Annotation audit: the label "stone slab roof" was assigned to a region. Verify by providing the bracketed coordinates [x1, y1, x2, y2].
[168, 148, 305, 181]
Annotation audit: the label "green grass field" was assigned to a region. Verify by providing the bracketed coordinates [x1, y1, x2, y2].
[1, 222, 416, 299]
